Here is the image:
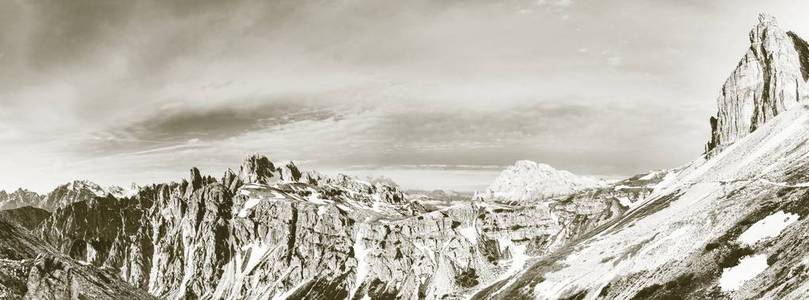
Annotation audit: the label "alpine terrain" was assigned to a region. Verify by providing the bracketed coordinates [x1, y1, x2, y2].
[2, 12, 809, 300]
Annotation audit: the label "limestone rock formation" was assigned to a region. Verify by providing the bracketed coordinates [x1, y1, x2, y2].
[481, 160, 605, 201]
[706, 13, 809, 153]
[30, 153, 666, 299]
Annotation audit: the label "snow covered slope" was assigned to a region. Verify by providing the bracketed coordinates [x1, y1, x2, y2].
[482, 160, 605, 201]
[473, 104, 809, 299]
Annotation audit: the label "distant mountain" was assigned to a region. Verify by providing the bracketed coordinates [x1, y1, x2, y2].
[405, 189, 474, 211]
[0, 188, 44, 210]
[38, 180, 110, 211]
[0, 180, 140, 212]
[107, 183, 141, 199]
[480, 160, 605, 201]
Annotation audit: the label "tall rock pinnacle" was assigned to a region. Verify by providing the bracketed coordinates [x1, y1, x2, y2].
[706, 13, 809, 153]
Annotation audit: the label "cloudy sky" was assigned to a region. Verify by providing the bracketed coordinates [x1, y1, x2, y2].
[2, 0, 809, 193]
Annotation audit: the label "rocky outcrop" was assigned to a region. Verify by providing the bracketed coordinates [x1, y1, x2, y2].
[0, 189, 44, 211]
[0, 218, 155, 299]
[706, 13, 809, 153]
[480, 160, 604, 201]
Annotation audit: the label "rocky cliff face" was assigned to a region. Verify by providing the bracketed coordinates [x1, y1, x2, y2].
[706, 14, 809, 153]
[481, 160, 605, 201]
[0, 206, 50, 230]
[0, 218, 155, 299]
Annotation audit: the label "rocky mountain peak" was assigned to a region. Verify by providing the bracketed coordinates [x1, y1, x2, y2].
[65, 179, 107, 196]
[277, 161, 302, 182]
[512, 160, 557, 173]
[706, 13, 809, 153]
[0, 188, 44, 210]
[190, 167, 203, 189]
[35, 180, 112, 211]
[107, 183, 140, 199]
[481, 160, 604, 201]
[238, 154, 277, 184]
[757, 13, 777, 25]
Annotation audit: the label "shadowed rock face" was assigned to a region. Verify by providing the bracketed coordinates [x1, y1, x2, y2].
[707, 14, 809, 153]
[0, 218, 155, 300]
[0, 206, 50, 230]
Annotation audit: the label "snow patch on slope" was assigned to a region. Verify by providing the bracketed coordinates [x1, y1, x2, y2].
[350, 230, 371, 299]
[239, 198, 263, 218]
[490, 238, 529, 297]
[243, 241, 271, 273]
[458, 226, 478, 245]
[720, 254, 769, 292]
[737, 211, 799, 246]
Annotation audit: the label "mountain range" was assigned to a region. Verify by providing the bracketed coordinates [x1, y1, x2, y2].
[2, 13, 809, 300]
